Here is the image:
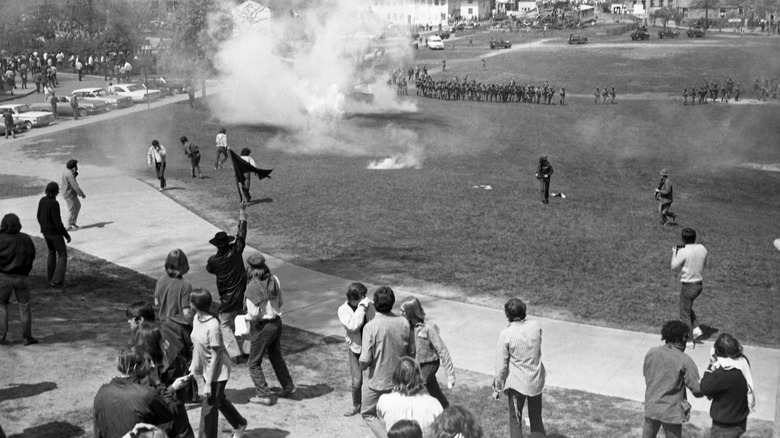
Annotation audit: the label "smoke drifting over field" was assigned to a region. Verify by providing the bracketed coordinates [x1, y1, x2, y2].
[207, 0, 418, 160]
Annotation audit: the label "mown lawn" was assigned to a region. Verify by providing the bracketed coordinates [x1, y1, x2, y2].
[17, 34, 780, 347]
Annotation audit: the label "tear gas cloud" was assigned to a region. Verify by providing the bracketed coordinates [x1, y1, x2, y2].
[209, 0, 417, 139]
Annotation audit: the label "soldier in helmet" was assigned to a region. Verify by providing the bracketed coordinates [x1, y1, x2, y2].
[536, 156, 554, 204]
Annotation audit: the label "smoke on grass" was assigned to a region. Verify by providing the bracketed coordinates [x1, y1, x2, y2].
[204, 0, 419, 161]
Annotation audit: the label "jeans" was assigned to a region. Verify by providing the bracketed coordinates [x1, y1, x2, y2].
[659, 202, 675, 224]
[190, 155, 202, 177]
[215, 147, 228, 168]
[218, 311, 242, 358]
[43, 234, 67, 285]
[348, 349, 362, 408]
[198, 380, 245, 438]
[642, 417, 682, 438]
[0, 274, 32, 340]
[4, 124, 15, 139]
[539, 178, 550, 203]
[711, 421, 746, 438]
[361, 386, 392, 438]
[680, 282, 703, 336]
[155, 162, 167, 188]
[64, 195, 81, 227]
[507, 389, 545, 438]
[248, 317, 294, 397]
[420, 360, 448, 408]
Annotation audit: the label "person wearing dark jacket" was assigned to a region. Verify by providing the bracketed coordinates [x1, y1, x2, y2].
[36, 182, 71, 287]
[700, 333, 754, 437]
[206, 203, 248, 360]
[93, 346, 177, 438]
[0, 213, 37, 345]
[535, 155, 554, 204]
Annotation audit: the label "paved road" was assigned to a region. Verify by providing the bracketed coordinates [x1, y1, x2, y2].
[0, 79, 777, 425]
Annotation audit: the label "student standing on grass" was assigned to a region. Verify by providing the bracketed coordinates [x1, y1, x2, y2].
[62, 159, 86, 231]
[239, 148, 256, 202]
[493, 298, 546, 438]
[535, 156, 553, 204]
[188, 288, 248, 438]
[36, 182, 71, 288]
[671, 228, 708, 345]
[399, 297, 456, 409]
[215, 128, 228, 170]
[377, 358, 443, 438]
[338, 282, 375, 416]
[0, 213, 37, 346]
[654, 169, 676, 225]
[361, 287, 416, 438]
[147, 140, 167, 191]
[700, 333, 754, 438]
[642, 320, 702, 438]
[181, 136, 203, 179]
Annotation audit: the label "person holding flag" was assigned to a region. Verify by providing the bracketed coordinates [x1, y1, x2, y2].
[228, 149, 272, 203]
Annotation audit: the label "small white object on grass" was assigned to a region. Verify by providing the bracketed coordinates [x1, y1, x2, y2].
[774, 238, 780, 251]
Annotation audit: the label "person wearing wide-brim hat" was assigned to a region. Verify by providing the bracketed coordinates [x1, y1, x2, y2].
[654, 168, 677, 226]
[241, 252, 296, 406]
[206, 202, 248, 361]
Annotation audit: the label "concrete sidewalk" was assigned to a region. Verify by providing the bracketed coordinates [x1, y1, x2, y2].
[1, 159, 778, 425]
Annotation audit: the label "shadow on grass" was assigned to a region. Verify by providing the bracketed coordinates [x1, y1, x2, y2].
[39, 330, 99, 344]
[77, 221, 114, 230]
[698, 324, 720, 342]
[284, 383, 333, 401]
[248, 198, 273, 205]
[244, 427, 289, 438]
[8, 421, 83, 438]
[0, 382, 57, 402]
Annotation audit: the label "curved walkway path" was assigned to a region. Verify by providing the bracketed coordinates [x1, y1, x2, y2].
[0, 80, 777, 425]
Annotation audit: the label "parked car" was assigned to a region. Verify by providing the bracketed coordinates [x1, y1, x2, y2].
[568, 34, 588, 44]
[73, 88, 134, 109]
[31, 95, 110, 118]
[687, 27, 706, 37]
[437, 30, 451, 39]
[427, 35, 444, 50]
[490, 39, 512, 49]
[658, 28, 680, 38]
[631, 26, 651, 40]
[149, 77, 187, 95]
[0, 104, 55, 130]
[113, 83, 163, 103]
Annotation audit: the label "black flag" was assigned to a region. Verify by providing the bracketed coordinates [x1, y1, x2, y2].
[229, 149, 273, 185]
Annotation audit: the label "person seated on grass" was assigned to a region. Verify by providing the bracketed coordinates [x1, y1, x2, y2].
[431, 405, 484, 438]
[388, 419, 423, 438]
[377, 357, 443, 438]
[93, 345, 176, 438]
[132, 322, 194, 438]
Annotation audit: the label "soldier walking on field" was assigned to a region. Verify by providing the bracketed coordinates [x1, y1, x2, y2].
[536, 156, 554, 205]
[594, 87, 600, 104]
[654, 169, 677, 226]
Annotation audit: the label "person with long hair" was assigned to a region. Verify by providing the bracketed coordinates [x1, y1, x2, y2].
[399, 297, 455, 408]
[242, 253, 295, 406]
[700, 333, 754, 437]
[377, 357, 443, 438]
[133, 322, 194, 438]
[188, 288, 247, 438]
[388, 420, 423, 438]
[93, 345, 176, 438]
[431, 405, 483, 438]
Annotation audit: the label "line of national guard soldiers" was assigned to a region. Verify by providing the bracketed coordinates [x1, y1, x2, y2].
[415, 74, 565, 104]
[683, 78, 740, 104]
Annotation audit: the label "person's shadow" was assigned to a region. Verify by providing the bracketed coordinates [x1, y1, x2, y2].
[8, 421, 83, 438]
[76, 221, 114, 230]
[0, 382, 57, 402]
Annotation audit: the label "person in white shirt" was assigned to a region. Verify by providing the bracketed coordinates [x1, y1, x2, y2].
[147, 140, 167, 191]
[338, 283, 375, 417]
[215, 128, 228, 169]
[671, 228, 708, 343]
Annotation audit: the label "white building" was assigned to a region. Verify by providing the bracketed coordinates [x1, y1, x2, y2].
[459, 0, 491, 19]
[371, 0, 449, 26]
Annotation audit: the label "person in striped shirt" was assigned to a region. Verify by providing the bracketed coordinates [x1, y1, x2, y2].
[493, 298, 546, 438]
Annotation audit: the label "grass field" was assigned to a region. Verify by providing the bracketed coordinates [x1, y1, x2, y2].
[17, 32, 780, 348]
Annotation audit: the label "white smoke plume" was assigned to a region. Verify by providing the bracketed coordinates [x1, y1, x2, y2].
[208, 0, 417, 131]
[367, 125, 425, 170]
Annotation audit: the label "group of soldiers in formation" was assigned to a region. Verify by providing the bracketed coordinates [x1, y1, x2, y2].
[412, 75, 566, 104]
[594, 87, 617, 104]
[752, 76, 779, 100]
[683, 78, 741, 104]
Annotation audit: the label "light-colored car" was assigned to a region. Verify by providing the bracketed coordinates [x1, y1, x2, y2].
[30, 95, 110, 118]
[0, 103, 55, 130]
[73, 88, 134, 108]
[427, 35, 444, 50]
[113, 83, 163, 103]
